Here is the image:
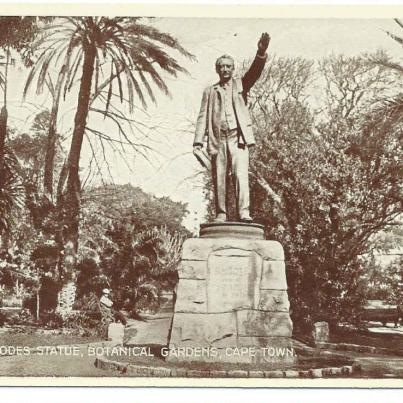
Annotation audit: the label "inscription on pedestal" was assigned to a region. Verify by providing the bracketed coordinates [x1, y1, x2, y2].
[207, 250, 261, 312]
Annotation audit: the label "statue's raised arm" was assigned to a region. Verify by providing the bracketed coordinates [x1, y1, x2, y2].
[242, 32, 271, 94]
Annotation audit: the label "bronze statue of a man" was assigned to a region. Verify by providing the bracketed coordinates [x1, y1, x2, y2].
[193, 33, 270, 223]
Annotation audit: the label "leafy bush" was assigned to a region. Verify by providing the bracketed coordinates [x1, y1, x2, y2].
[38, 311, 64, 328]
[60, 311, 102, 336]
[5, 308, 35, 326]
[2, 295, 23, 307]
[36, 310, 102, 336]
[74, 259, 109, 301]
[73, 291, 101, 312]
[0, 310, 7, 326]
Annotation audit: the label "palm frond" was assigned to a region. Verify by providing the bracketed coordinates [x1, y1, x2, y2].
[23, 34, 74, 99]
[104, 62, 114, 117]
[101, 43, 147, 109]
[45, 74, 55, 98]
[136, 68, 157, 104]
[128, 36, 189, 76]
[126, 46, 170, 96]
[394, 18, 403, 30]
[376, 94, 403, 119]
[64, 48, 83, 99]
[36, 48, 60, 94]
[23, 46, 54, 98]
[368, 55, 403, 75]
[94, 54, 100, 99]
[386, 30, 403, 47]
[125, 22, 195, 60]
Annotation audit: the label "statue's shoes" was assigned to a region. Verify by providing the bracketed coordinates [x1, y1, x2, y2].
[214, 214, 227, 222]
[240, 217, 253, 223]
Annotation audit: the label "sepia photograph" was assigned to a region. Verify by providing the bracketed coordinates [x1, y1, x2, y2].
[0, 5, 401, 387]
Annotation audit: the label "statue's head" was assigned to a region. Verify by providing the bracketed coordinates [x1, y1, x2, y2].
[215, 54, 235, 83]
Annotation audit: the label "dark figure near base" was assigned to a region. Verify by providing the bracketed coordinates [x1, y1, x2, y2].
[193, 33, 270, 223]
[99, 288, 127, 326]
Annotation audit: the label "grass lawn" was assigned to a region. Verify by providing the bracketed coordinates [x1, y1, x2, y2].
[0, 346, 117, 377]
[0, 328, 110, 377]
[0, 330, 102, 348]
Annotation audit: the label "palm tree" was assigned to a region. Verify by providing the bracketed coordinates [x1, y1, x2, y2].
[370, 19, 403, 118]
[0, 17, 38, 247]
[24, 17, 194, 309]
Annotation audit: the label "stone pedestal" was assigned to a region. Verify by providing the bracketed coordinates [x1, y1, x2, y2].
[167, 222, 295, 365]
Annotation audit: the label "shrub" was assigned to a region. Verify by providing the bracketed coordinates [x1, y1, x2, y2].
[1, 295, 23, 307]
[0, 310, 7, 326]
[72, 292, 101, 312]
[6, 308, 35, 326]
[60, 311, 102, 336]
[38, 311, 64, 328]
[36, 310, 102, 336]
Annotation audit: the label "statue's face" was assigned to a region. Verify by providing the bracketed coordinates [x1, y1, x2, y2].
[216, 57, 234, 82]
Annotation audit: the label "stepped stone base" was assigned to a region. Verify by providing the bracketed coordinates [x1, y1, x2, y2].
[167, 223, 295, 364]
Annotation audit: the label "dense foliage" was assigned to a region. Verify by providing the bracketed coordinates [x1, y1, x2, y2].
[75, 185, 189, 316]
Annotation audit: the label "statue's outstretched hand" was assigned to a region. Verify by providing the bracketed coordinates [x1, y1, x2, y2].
[257, 32, 270, 56]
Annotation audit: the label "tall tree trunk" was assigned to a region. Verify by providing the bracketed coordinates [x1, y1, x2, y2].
[0, 47, 10, 171]
[0, 106, 7, 169]
[43, 103, 59, 199]
[57, 42, 96, 311]
[0, 98, 8, 244]
[0, 47, 10, 242]
[43, 56, 70, 200]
